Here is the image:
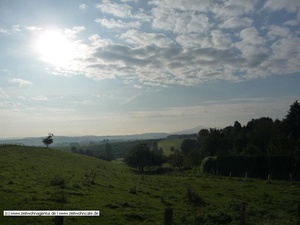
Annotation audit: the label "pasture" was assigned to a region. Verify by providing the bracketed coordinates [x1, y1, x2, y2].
[0, 146, 299, 225]
[158, 138, 187, 156]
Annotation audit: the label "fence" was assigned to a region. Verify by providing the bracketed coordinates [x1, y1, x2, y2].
[53, 201, 300, 225]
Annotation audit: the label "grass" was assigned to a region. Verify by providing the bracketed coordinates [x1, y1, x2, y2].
[0, 145, 299, 225]
[158, 138, 187, 156]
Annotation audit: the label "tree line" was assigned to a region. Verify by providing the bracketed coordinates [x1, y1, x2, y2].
[124, 142, 166, 172]
[71, 142, 115, 161]
[167, 101, 300, 178]
[124, 101, 300, 178]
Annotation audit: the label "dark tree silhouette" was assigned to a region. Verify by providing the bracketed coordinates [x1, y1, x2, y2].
[180, 138, 197, 156]
[124, 143, 165, 172]
[168, 149, 184, 171]
[285, 100, 300, 140]
[42, 133, 54, 148]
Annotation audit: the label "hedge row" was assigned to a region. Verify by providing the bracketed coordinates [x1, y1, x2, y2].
[201, 155, 297, 180]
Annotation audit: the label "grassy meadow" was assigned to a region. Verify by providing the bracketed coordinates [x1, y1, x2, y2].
[0, 145, 299, 225]
[158, 138, 187, 156]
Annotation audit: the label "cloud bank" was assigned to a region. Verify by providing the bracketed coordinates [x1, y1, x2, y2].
[25, 0, 300, 88]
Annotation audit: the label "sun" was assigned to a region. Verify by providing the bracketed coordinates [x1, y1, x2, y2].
[35, 30, 76, 67]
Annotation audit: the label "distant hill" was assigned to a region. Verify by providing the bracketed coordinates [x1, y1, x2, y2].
[0, 133, 169, 147]
[170, 125, 207, 135]
[0, 125, 207, 147]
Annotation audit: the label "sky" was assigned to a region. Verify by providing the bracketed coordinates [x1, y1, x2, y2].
[0, 0, 300, 138]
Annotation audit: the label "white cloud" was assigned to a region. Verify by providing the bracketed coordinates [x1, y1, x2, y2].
[79, 3, 88, 10]
[151, 7, 211, 34]
[211, 30, 232, 49]
[95, 18, 141, 29]
[268, 36, 300, 74]
[120, 29, 174, 47]
[235, 27, 269, 69]
[121, 0, 138, 2]
[37, 1, 299, 87]
[263, 0, 300, 20]
[0, 25, 22, 35]
[96, 0, 132, 18]
[25, 26, 42, 31]
[267, 25, 290, 39]
[284, 20, 299, 26]
[0, 28, 9, 34]
[149, 0, 211, 12]
[9, 78, 32, 88]
[12, 25, 21, 32]
[263, 0, 300, 13]
[220, 17, 253, 29]
[213, 0, 258, 18]
[176, 34, 211, 48]
[17, 96, 26, 100]
[0, 88, 9, 99]
[239, 27, 264, 45]
[64, 26, 85, 38]
[31, 96, 48, 101]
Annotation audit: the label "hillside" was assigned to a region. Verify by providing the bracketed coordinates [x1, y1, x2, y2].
[158, 138, 188, 156]
[0, 146, 299, 225]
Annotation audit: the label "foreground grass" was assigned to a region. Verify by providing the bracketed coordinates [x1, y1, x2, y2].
[0, 146, 299, 225]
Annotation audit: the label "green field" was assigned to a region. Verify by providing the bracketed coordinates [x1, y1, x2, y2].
[0, 146, 299, 225]
[158, 138, 187, 156]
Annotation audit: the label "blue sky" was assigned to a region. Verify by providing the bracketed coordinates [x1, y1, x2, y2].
[1, 0, 300, 138]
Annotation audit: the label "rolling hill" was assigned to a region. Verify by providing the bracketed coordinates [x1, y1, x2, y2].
[0, 145, 299, 225]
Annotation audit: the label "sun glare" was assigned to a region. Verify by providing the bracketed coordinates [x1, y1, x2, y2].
[35, 30, 76, 67]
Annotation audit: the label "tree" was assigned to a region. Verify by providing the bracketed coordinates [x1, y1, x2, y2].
[42, 133, 54, 148]
[148, 142, 166, 167]
[168, 149, 184, 171]
[180, 138, 198, 156]
[285, 100, 300, 140]
[185, 149, 203, 171]
[124, 143, 165, 172]
[198, 128, 224, 156]
[71, 146, 78, 153]
[150, 146, 166, 168]
[104, 143, 115, 161]
[124, 143, 152, 172]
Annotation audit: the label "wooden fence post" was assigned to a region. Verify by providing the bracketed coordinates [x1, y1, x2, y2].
[297, 200, 300, 225]
[55, 216, 64, 225]
[164, 207, 173, 225]
[267, 174, 271, 184]
[240, 203, 246, 225]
